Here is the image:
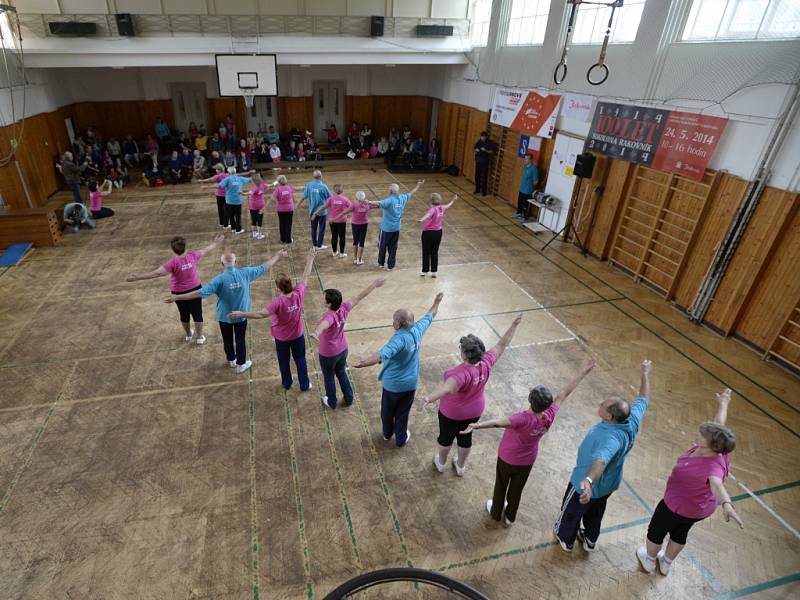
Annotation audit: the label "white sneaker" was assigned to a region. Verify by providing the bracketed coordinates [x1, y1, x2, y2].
[234, 230, 244, 235]
[229, 360, 237, 368]
[486, 499, 493, 515]
[420, 271, 427, 277]
[184, 330, 194, 342]
[357, 259, 365, 265]
[252, 231, 257, 238]
[378, 264, 386, 269]
[318, 245, 327, 250]
[486, 499, 510, 519]
[433, 454, 447, 473]
[387, 268, 394, 272]
[656, 550, 671, 575]
[196, 335, 206, 345]
[637, 546, 657, 574]
[331, 250, 338, 257]
[353, 259, 358, 265]
[321, 396, 333, 409]
[236, 360, 252, 374]
[224, 225, 232, 230]
[452, 456, 465, 477]
[256, 233, 265, 240]
[402, 429, 411, 445]
[339, 252, 347, 258]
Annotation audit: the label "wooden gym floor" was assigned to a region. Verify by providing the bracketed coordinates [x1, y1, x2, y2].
[0, 170, 798, 599]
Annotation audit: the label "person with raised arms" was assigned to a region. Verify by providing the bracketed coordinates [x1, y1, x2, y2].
[368, 179, 424, 271]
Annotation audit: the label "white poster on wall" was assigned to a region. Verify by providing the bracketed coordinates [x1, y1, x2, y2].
[489, 87, 561, 138]
[560, 93, 595, 122]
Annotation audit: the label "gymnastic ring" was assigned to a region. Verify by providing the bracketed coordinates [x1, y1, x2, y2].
[587, 63, 609, 86]
[553, 62, 568, 85]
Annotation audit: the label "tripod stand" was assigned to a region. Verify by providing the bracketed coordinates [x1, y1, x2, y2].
[542, 175, 587, 254]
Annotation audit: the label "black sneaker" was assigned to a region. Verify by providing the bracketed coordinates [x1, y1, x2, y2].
[553, 525, 573, 553]
[577, 528, 596, 552]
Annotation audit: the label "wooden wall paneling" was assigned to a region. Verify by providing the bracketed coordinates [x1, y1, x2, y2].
[452, 105, 468, 174]
[0, 124, 29, 210]
[46, 107, 72, 155]
[409, 96, 433, 141]
[633, 171, 675, 292]
[765, 297, 800, 370]
[705, 187, 798, 334]
[207, 98, 247, 138]
[463, 107, 489, 183]
[672, 173, 748, 308]
[726, 191, 800, 345]
[575, 154, 610, 248]
[277, 97, 313, 135]
[346, 96, 375, 131]
[609, 165, 657, 274]
[437, 102, 457, 166]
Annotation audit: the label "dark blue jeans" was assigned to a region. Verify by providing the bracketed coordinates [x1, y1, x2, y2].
[380, 388, 415, 447]
[311, 215, 327, 248]
[319, 349, 353, 408]
[378, 230, 400, 269]
[219, 320, 248, 365]
[275, 335, 310, 391]
[70, 182, 82, 205]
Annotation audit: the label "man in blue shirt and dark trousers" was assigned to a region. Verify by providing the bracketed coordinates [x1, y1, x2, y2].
[369, 179, 424, 271]
[164, 248, 287, 373]
[297, 170, 331, 250]
[554, 359, 652, 552]
[354, 292, 444, 447]
[513, 154, 539, 223]
[219, 166, 253, 235]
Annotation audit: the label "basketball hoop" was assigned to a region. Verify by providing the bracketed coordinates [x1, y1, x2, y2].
[242, 91, 256, 109]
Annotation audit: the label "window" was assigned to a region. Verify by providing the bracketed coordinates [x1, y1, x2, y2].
[682, 0, 800, 41]
[572, 0, 646, 44]
[469, 0, 493, 47]
[506, 0, 552, 46]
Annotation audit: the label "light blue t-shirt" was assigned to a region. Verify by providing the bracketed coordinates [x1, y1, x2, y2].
[219, 175, 252, 205]
[198, 264, 267, 323]
[519, 163, 539, 194]
[377, 193, 412, 232]
[303, 180, 331, 216]
[378, 313, 433, 393]
[569, 396, 649, 498]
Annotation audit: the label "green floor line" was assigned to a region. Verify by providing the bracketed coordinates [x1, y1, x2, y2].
[286, 251, 364, 571]
[713, 572, 800, 599]
[450, 184, 797, 414]
[480, 315, 502, 339]
[730, 479, 800, 502]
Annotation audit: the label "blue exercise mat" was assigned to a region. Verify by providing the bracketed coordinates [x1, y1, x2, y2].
[0, 242, 33, 266]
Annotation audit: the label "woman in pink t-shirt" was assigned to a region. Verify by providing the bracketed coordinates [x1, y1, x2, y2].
[422, 313, 523, 478]
[198, 164, 230, 229]
[463, 358, 597, 525]
[269, 174, 296, 244]
[246, 173, 270, 240]
[637, 389, 742, 576]
[88, 179, 114, 219]
[310, 277, 385, 409]
[126, 234, 224, 344]
[312, 184, 352, 258]
[338, 190, 374, 265]
[418, 193, 457, 277]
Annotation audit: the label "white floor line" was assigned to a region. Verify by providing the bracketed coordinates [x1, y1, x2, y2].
[729, 474, 800, 540]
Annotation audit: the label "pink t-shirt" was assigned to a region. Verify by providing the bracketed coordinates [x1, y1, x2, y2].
[249, 183, 269, 211]
[422, 205, 449, 231]
[89, 191, 103, 212]
[439, 351, 497, 421]
[213, 173, 228, 197]
[664, 446, 730, 519]
[318, 301, 353, 357]
[325, 195, 353, 223]
[351, 202, 373, 225]
[162, 250, 204, 293]
[267, 281, 306, 341]
[497, 404, 560, 466]
[272, 185, 295, 212]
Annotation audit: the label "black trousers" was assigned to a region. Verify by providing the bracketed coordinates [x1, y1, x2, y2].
[330, 222, 347, 253]
[219, 320, 247, 365]
[647, 499, 702, 546]
[216, 196, 229, 227]
[474, 160, 490, 195]
[380, 388, 415, 447]
[556, 483, 611, 545]
[278, 211, 293, 243]
[491, 457, 533, 523]
[517, 191, 533, 217]
[174, 285, 203, 323]
[250, 210, 263, 227]
[421, 230, 443, 273]
[378, 230, 400, 269]
[226, 203, 242, 232]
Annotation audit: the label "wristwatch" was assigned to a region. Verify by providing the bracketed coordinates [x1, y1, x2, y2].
[583, 476, 593, 485]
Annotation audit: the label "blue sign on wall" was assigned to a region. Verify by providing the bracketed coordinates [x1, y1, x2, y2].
[518, 135, 530, 157]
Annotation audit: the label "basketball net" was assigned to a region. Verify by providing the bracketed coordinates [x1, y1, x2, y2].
[242, 92, 256, 109]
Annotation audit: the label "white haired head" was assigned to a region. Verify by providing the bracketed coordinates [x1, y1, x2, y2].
[355, 190, 366, 201]
[227, 166, 237, 174]
[221, 252, 236, 267]
[389, 183, 400, 195]
[313, 169, 323, 179]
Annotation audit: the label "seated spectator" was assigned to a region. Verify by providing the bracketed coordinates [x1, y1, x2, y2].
[192, 149, 207, 179]
[177, 132, 191, 151]
[179, 147, 194, 178]
[266, 126, 280, 145]
[102, 151, 114, 174]
[144, 134, 159, 155]
[326, 123, 340, 149]
[428, 138, 440, 168]
[189, 121, 199, 141]
[296, 143, 306, 162]
[122, 135, 141, 167]
[256, 141, 270, 162]
[168, 151, 184, 184]
[155, 117, 169, 143]
[218, 122, 228, 147]
[238, 149, 252, 172]
[144, 151, 160, 184]
[107, 137, 121, 161]
[369, 141, 379, 158]
[239, 137, 251, 157]
[360, 123, 372, 148]
[84, 153, 102, 181]
[208, 132, 224, 155]
[413, 137, 426, 163]
[86, 125, 97, 145]
[402, 125, 412, 141]
[111, 158, 129, 188]
[223, 150, 236, 169]
[209, 150, 222, 168]
[402, 138, 414, 164]
[388, 128, 399, 148]
[269, 142, 282, 163]
[348, 121, 359, 142]
[289, 127, 302, 143]
[305, 136, 321, 161]
[63, 202, 95, 233]
[285, 140, 297, 161]
[195, 127, 208, 156]
[377, 136, 389, 156]
[246, 132, 258, 155]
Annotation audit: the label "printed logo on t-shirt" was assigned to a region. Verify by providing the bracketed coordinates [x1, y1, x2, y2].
[228, 282, 242, 290]
[180, 263, 193, 271]
[286, 304, 299, 312]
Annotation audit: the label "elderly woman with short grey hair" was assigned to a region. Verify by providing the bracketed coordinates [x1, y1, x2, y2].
[422, 313, 523, 477]
[637, 388, 743, 576]
[418, 192, 457, 277]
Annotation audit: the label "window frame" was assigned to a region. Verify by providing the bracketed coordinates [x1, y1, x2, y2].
[468, 0, 493, 48]
[503, 0, 553, 48]
[680, 0, 800, 43]
[569, 0, 647, 46]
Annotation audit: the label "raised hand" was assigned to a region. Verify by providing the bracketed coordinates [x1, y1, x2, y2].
[374, 277, 386, 288]
[434, 292, 444, 304]
[717, 388, 732, 404]
[213, 234, 225, 244]
[512, 312, 523, 326]
[277, 249, 289, 258]
[641, 359, 652, 374]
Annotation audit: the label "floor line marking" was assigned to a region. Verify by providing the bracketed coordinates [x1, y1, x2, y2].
[712, 572, 800, 600]
[729, 473, 800, 540]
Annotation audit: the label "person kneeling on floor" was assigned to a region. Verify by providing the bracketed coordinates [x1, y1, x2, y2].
[63, 202, 95, 233]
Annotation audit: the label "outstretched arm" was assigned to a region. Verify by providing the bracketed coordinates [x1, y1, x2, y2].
[310, 319, 331, 342]
[228, 308, 271, 321]
[352, 352, 381, 368]
[639, 359, 651, 398]
[409, 179, 425, 196]
[418, 208, 434, 223]
[444, 194, 458, 209]
[421, 377, 459, 410]
[127, 266, 169, 282]
[350, 277, 386, 310]
[709, 476, 744, 528]
[713, 388, 732, 425]
[162, 289, 201, 303]
[490, 312, 523, 359]
[200, 234, 225, 255]
[428, 292, 444, 319]
[262, 248, 289, 270]
[460, 417, 513, 435]
[299, 248, 316, 284]
[554, 357, 598, 403]
[101, 179, 113, 194]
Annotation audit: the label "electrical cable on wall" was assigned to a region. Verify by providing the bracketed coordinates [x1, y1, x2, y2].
[0, 4, 26, 168]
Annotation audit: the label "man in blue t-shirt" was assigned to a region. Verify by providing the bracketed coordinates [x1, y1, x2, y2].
[513, 154, 539, 222]
[297, 170, 331, 250]
[368, 179, 424, 270]
[164, 249, 287, 373]
[554, 359, 652, 553]
[354, 292, 444, 447]
[219, 167, 253, 235]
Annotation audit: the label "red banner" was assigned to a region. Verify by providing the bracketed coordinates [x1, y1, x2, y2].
[651, 112, 728, 180]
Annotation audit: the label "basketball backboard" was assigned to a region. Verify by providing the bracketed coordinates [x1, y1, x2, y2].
[215, 54, 278, 98]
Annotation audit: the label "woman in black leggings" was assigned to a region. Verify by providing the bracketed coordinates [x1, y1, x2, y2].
[270, 174, 296, 244]
[418, 193, 457, 277]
